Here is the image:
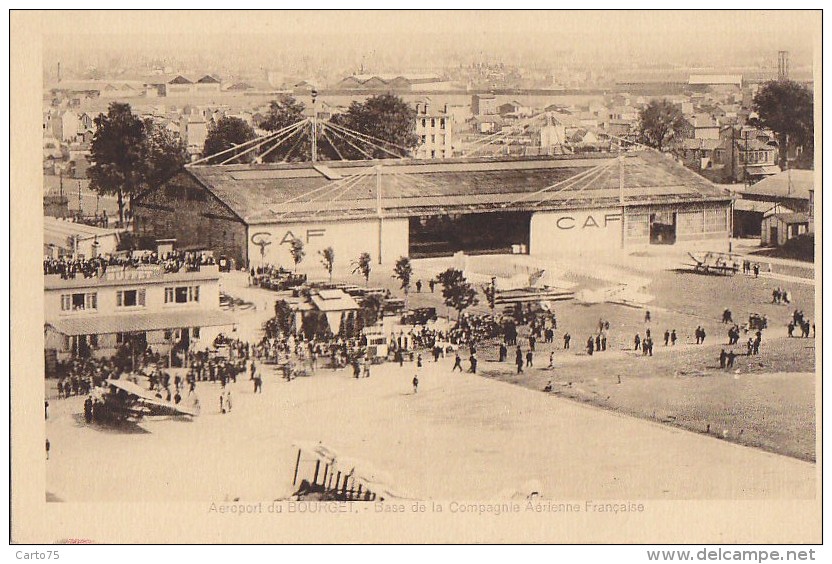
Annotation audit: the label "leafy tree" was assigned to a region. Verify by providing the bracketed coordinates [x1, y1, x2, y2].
[436, 268, 479, 320]
[482, 277, 497, 311]
[319, 246, 335, 282]
[143, 119, 189, 188]
[87, 102, 147, 224]
[329, 94, 419, 159]
[352, 252, 372, 286]
[752, 80, 814, 169]
[289, 238, 305, 272]
[392, 256, 413, 306]
[637, 100, 688, 152]
[273, 300, 295, 336]
[260, 95, 310, 162]
[202, 116, 257, 164]
[360, 294, 384, 328]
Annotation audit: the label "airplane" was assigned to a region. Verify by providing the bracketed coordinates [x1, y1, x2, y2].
[92, 378, 200, 422]
[684, 251, 741, 276]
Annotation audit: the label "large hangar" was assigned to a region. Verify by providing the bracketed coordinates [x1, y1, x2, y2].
[132, 151, 732, 269]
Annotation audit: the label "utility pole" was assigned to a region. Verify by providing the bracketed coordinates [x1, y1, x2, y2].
[376, 165, 383, 265]
[619, 154, 626, 249]
[311, 89, 318, 162]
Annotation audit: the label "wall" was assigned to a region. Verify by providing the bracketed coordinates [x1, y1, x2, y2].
[133, 172, 249, 267]
[530, 203, 730, 256]
[247, 217, 409, 272]
[44, 271, 221, 324]
[530, 208, 624, 256]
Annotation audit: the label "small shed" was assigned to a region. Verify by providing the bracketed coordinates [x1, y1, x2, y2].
[761, 213, 809, 247]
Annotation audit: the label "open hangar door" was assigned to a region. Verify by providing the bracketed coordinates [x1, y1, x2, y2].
[408, 211, 531, 258]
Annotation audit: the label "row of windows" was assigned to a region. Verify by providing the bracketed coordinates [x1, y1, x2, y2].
[739, 150, 773, 164]
[419, 134, 447, 145]
[419, 118, 446, 129]
[61, 285, 201, 312]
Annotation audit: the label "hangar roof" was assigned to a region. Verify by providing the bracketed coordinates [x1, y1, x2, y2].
[171, 151, 731, 224]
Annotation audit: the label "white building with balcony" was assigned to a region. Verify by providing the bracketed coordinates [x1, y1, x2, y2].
[44, 264, 235, 360]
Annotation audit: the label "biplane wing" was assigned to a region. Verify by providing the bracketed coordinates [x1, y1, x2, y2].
[106, 379, 199, 417]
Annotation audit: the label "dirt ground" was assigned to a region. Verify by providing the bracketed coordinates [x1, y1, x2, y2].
[44, 248, 817, 502]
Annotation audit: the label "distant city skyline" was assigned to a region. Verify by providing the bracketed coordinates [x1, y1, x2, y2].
[43, 10, 817, 82]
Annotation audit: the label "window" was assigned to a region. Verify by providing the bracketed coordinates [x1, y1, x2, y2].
[421, 118, 427, 128]
[89, 334, 98, 348]
[164, 329, 172, 340]
[193, 327, 201, 339]
[117, 289, 145, 307]
[166, 285, 200, 304]
[61, 292, 96, 311]
[440, 119, 445, 130]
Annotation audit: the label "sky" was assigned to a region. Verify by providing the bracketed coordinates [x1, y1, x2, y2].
[41, 10, 819, 74]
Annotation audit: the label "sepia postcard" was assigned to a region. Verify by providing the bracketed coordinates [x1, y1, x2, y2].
[9, 9, 823, 546]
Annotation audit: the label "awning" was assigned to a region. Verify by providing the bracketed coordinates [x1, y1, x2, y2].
[46, 309, 236, 337]
[746, 165, 781, 176]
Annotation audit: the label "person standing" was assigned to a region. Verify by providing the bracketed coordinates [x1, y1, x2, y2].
[499, 343, 507, 362]
[634, 334, 641, 351]
[415, 280, 422, 293]
[563, 333, 570, 350]
[45, 438, 50, 460]
[526, 349, 534, 368]
[412, 375, 419, 394]
[83, 396, 93, 423]
[719, 349, 727, 369]
[225, 390, 233, 414]
[664, 330, 670, 346]
[468, 353, 478, 374]
[670, 329, 677, 346]
[452, 353, 463, 372]
[644, 310, 651, 323]
[548, 351, 555, 369]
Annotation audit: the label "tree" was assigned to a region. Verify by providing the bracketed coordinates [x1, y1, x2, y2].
[637, 100, 688, 152]
[436, 267, 479, 321]
[319, 246, 335, 282]
[329, 94, 419, 159]
[482, 277, 497, 311]
[143, 119, 189, 188]
[289, 238, 305, 272]
[87, 102, 147, 224]
[260, 95, 309, 162]
[202, 116, 258, 164]
[392, 256, 413, 306]
[273, 300, 295, 336]
[352, 252, 372, 285]
[360, 294, 384, 328]
[752, 80, 814, 169]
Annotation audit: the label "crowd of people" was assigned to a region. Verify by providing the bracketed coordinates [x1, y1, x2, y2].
[43, 250, 216, 279]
